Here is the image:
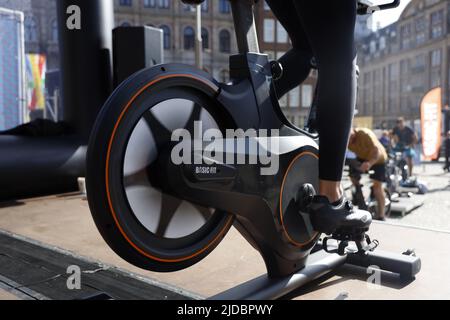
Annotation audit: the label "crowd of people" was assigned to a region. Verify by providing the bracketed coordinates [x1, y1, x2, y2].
[346, 116, 450, 221]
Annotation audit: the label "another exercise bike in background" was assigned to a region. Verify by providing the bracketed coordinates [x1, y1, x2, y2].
[387, 147, 428, 197]
[345, 156, 392, 220]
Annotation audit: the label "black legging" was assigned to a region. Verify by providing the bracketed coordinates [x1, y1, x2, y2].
[266, 0, 358, 182]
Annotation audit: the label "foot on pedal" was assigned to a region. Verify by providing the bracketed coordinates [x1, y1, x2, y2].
[308, 196, 372, 236]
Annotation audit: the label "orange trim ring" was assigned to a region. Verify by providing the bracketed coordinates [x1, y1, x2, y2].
[279, 151, 319, 248]
[105, 73, 233, 263]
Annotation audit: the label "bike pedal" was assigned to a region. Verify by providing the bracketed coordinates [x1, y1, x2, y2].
[323, 233, 378, 256]
[331, 227, 369, 242]
[322, 236, 349, 256]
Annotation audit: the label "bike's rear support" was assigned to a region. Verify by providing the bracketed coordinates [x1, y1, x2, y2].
[211, 242, 421, 300]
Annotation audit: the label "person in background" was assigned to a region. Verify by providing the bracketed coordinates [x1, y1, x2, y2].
[379, 130, 391, 153]
[392, 118, 418, 177]
[348, 128, 388, 221]
[444, 131, 450, 173]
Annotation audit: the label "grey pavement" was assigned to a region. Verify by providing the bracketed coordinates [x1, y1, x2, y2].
[388, 162, 450, 232]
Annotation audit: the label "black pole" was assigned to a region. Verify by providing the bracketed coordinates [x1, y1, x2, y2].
[56, 0, 114, 143]
[445, 108, 450, 134]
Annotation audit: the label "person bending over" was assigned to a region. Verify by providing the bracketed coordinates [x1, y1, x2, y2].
[265, 0, 371, 235]
[348, 128, 388, 221]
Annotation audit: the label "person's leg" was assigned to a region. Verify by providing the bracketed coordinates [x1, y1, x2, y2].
[265, 0, 313, 97]
[293, 0, 358, 203]
[406, 156, 413, 177]
[348, 163, 362, 202]
[265, 0, 370, 236]
[370, 164, 386, 220]
[372, 180, 386, 220]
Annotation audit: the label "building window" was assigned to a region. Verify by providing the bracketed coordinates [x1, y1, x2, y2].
[219, 0, 231, 14]
[183, 1, 206, 12]
[301, 85, 313, 108]
[400, 59, 409, 74]
[431, 49, 441, 67]
[51, 19, 58, 43]
[202, 0, 209, 12]
[413, 54, 425, 70]
[430, 10, 443, 39]
[158, 0, 170, 9]
[276, 21, 288, 43]
[279, 94, 288, 108]
[400, 23, 412, 49]
[202, 28, 209, 50]
[119, 0, 132, 6]
[430, 70, 441, 87]
[389, 63, 399, 81]
[369, 40, 376, 54]
[264, 19, 275, 43]
[379, 37, 386, 50]
[219, 29, 231, 53]
[144, 0, 156, 8]
[415, 17, 426, 45]
[184, 26, 195, 50]
[160, 25, 171, 50]
[24, 16, 38, 42]
[289, 86, 300, 108]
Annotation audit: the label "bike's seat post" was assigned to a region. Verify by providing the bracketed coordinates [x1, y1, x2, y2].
[229, 0, 260, 54]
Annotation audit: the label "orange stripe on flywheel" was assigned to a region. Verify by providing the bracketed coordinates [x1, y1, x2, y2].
[279, 151, 320, 248]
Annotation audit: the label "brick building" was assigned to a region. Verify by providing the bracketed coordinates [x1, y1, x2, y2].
[357, 0, 449, 128]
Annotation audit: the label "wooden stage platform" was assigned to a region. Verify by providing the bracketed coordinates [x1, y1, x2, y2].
[0, 193, 449, 300]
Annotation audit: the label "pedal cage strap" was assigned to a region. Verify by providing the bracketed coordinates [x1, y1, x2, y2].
[356, 235, 379, 253]
[323, 237, 349, 256]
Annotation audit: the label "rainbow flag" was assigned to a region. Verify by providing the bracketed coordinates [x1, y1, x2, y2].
[25, 54, 46, 112]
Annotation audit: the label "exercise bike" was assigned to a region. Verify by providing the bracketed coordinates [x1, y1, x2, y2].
[86, 0, 420, 300]
[386, 150, 428, 197]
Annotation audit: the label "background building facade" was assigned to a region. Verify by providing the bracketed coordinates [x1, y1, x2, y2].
[0, 0, 371, 130]
[357, 0, 449, 129]
[114, 0, 237, 82]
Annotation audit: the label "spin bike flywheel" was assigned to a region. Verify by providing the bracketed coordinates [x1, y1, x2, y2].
[87, 71, 234, 272]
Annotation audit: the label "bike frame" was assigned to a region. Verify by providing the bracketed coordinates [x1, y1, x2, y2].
[162, 0, 322, 277]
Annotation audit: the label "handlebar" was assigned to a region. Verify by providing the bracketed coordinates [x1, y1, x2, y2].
[357, 0, 401, 15]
